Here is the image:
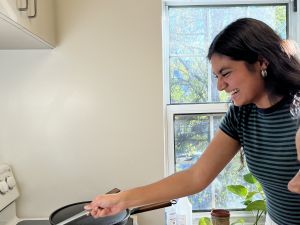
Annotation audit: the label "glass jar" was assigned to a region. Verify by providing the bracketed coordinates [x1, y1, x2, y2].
[211, 209, 230, 225]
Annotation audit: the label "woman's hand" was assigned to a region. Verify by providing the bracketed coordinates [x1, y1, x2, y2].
[288, 170, 300, 194]
[84, 192, 126, 218]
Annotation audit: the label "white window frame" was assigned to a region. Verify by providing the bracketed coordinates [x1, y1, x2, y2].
[162, 0, 300, 223]
[165, 103, 228, 175]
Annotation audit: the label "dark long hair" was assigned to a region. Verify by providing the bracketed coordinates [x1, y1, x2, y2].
[207, 18, 300, 99]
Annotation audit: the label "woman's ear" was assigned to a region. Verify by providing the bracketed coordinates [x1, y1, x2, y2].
[258, 56, 269, 70]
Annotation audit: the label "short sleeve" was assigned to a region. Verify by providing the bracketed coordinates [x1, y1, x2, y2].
[219, 104, 240, 142]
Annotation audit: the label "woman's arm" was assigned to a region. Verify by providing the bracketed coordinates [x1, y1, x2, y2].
[86, 129, 241, 217]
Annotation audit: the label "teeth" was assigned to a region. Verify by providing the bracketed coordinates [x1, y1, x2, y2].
[230, 89, 239, 95]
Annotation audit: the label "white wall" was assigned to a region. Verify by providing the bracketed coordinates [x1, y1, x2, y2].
[0, 0, 165, 224]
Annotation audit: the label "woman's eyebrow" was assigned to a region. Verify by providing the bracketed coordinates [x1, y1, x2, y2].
[219, 67, 230, 74]
[213, 67, 230, 76]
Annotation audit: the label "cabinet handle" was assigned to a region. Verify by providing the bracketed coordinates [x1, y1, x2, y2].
[17, 0, 28, 11]
[27, 0, 37, 18]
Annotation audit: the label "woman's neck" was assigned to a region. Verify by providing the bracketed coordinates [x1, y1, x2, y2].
[255, 94, 284, 109]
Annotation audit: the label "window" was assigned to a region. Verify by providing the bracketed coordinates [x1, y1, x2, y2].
[163, 0, 298, 214]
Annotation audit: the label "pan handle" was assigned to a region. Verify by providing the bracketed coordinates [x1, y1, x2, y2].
[130, 200, 177, 215]
[106, 188, 121, 194]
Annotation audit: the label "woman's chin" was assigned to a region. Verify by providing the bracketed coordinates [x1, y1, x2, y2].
[231, 96, 247, 106]
[232, 100, 242, 106]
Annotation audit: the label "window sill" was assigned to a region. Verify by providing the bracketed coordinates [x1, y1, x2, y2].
[192, 211, 265, 225]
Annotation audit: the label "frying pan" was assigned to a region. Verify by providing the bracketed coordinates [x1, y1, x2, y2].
[49, 190, 176, 225]
[49, 188, 120, 225]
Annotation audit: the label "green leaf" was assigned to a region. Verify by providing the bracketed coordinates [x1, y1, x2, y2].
[227, 185, 248, 198]
[242, 200, 252, 206]
[231, 218, 245, 225]
[245, 191, 257, 200]
[245, 200, 266, 211]
[256, 182, 263, 192]
[198, 217, 212, 225]
[243, 173, 257, 184]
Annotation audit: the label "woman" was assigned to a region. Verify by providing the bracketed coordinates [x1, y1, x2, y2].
[85, 18, 300, 225]
[288, 128, 300, 194]
[288, 96, 300, 194]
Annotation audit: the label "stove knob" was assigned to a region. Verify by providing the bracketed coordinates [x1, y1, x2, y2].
[0, 180, 9, 194]
[6, 176, 16, 189]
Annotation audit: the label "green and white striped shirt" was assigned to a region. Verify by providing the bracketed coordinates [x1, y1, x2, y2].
[220, 96, 300, 225]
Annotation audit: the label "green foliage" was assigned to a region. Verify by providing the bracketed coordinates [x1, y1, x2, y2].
[243, 173, 257, 184]
[227, 185, 248, 198]
[219, 91, 229, 102]
[231, 219, 245, 225]
[198, 217, 245, 225]
[198, 217, 212, 225]
[275, 6, 287, 38]
[227, 173, 266, 225]
[245, 200, 266, 211]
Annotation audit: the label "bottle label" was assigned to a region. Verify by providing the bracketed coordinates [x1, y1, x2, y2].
[167, 212, 177, 225]
[169, 217, 176, 225]
[176, 215, 186, 225]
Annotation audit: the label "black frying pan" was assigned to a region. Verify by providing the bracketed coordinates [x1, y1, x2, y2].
[49, 189, 176, 225]
[49, 188, 120, 225]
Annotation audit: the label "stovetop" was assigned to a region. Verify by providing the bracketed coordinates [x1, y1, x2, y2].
[16, 218, 134, 225]
[17, 221, 51, 225]
[0, 164, 135, 225]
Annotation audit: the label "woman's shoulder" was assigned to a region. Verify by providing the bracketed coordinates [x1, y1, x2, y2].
[224, 103, 255, 126]
[227, 103, 255, 115]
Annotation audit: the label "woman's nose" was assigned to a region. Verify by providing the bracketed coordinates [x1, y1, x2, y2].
[217, 77, 227, 91]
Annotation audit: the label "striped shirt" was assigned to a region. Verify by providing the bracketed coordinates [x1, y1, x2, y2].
[220, 96, 300, 225]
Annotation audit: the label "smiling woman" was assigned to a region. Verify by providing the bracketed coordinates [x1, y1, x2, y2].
[207, 18, 300, 225]
[210, 54, 267, 107]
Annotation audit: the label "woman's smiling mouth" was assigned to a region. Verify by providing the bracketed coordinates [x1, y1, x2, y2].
[230, 88, 239, 96]
[230, 88, 240, 101]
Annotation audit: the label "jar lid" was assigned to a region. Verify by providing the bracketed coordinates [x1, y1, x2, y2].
[211, 209, 230, 217]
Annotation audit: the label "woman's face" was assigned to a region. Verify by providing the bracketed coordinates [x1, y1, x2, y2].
[211, 53, 268, 107]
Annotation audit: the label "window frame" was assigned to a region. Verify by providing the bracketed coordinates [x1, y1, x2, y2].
[162, 0, 300, 221]
[165, 103, 228, 175]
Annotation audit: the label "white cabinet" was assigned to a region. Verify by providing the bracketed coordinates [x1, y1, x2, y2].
[0, 0, 55, 49]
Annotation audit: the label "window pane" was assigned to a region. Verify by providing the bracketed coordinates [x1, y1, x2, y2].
[174, 114, 250, 210]
[169, 5, 287, 104]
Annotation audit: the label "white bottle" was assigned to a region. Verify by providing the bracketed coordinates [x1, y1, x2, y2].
[175, 197, 193, 225]
[165, 203, 177, 225]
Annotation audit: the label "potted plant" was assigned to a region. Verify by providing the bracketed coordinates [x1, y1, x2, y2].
[198, 173, 266, 225]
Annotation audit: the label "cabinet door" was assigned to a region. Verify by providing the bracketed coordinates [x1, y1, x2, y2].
[0, 0, 55, 48]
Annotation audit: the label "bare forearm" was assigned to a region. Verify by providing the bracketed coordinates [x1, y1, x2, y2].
[86, 131, 239, 218]
[119, 131, 240, 208]
[119, 168, 206, 208]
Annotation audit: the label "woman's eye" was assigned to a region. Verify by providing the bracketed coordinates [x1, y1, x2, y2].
[222, 72, 231, 77]
[213, 72, 230, 79]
